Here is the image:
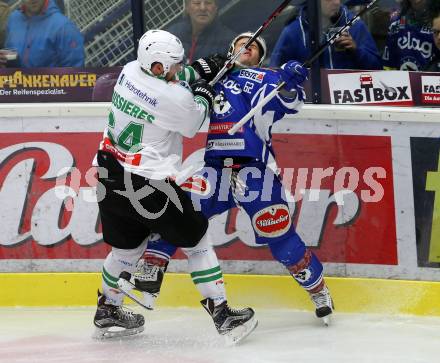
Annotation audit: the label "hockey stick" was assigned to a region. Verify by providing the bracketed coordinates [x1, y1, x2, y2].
[228, 0, 380, 135]
[117, 271, 156, 310]
[208, 0, 293, 87]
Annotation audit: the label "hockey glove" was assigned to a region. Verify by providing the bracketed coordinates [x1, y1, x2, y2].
[191, 54, 227, 83]
[191, 79, 215, 110]
[279, 61, 308, 90]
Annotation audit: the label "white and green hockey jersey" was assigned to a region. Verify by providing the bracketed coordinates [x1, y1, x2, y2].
[98, 61, 207, 180]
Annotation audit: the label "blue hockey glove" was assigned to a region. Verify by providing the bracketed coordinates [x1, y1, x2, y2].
[279, 61, 308, 90]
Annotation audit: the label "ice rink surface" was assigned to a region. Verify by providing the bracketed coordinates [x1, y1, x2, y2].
[0, 307, 439, 363]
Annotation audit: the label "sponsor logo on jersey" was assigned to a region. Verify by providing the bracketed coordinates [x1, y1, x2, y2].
[124, 80, 159, 107]
[206, 139, 245, 150]
[397, 31, 433, 59]
[213, 91, 235, 118]
[208, 122, 243, 134]
[400, 58, 420, 71]
[239, 69, 265, 83]
[180, 175, 211, 196]
[252, 204, 291, 238]
[100, 137, 141, 166]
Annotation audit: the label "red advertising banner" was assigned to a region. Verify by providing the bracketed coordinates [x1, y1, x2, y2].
[0, 132, 397, 265]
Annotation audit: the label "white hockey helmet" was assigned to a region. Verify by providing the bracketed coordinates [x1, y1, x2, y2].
[137, 29, 185, 75]
[227, 31, 267, 66]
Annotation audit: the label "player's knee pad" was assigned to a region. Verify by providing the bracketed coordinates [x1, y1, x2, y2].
[101, 238, 149, 306]
[181, 231, 211, 257]
[109, 239, 149, 273]
[268, 236, 323, 291]
[181, 232, 219, 269]
[181, 233, 226, 304]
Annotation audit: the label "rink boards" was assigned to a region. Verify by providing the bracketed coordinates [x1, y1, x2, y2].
[1, 103, 440, 313]
[2, 272, 440, 316]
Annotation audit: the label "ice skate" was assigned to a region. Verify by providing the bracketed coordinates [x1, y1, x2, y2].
[93, 291, 145, 339]
[309, 285, 334, 326]
[117, 257, 166, 310]
[201, 298, 258, 345]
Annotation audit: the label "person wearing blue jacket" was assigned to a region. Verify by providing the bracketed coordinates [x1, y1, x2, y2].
[3, 0, 84, 68]
[270, 0, 382, 70]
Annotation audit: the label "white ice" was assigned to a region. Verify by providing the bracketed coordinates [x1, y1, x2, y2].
[0, 307, 439, 363]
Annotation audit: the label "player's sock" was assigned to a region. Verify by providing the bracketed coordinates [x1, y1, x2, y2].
[183, 233, 227, 305]
[101, 242, 148, 306]
[269, 237, 334, 325]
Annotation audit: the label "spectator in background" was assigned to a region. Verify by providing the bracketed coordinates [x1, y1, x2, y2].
[0, 1, 9, 48]
[383, 0, 440, 71]
[0, 0, 84, 68]
[425, 0, 440, 71]
[167, 0, 235, 63]
[270, 0, 382, 70]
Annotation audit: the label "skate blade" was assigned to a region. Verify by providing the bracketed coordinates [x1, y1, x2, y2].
[117, 278, 153, 310]
[92, 325, 144, 339]
[322, 315, 331, 327]
[224, 316, 258, 346]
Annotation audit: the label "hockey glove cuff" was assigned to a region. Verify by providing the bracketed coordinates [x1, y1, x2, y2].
[191, 79, 215, 110]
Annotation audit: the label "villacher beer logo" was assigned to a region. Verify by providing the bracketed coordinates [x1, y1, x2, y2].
[252, 204, 292, 238]
[328, 71, 414, 106]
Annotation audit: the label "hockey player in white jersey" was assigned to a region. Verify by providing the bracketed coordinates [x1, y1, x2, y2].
[129, 32, 334, 330]
[92, 29, 255, 339]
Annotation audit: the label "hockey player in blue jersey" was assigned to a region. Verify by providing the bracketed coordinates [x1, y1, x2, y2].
[122, 32, 334, 330]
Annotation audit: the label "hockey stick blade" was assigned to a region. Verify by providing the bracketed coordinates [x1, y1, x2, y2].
[117, 273, 154, 311]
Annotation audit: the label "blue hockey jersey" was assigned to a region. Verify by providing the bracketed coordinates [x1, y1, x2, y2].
[383, 14, 439, 71]
[204, 67, 304, 163]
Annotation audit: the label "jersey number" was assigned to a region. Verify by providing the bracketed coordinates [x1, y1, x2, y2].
[108, 111, 144, 152]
